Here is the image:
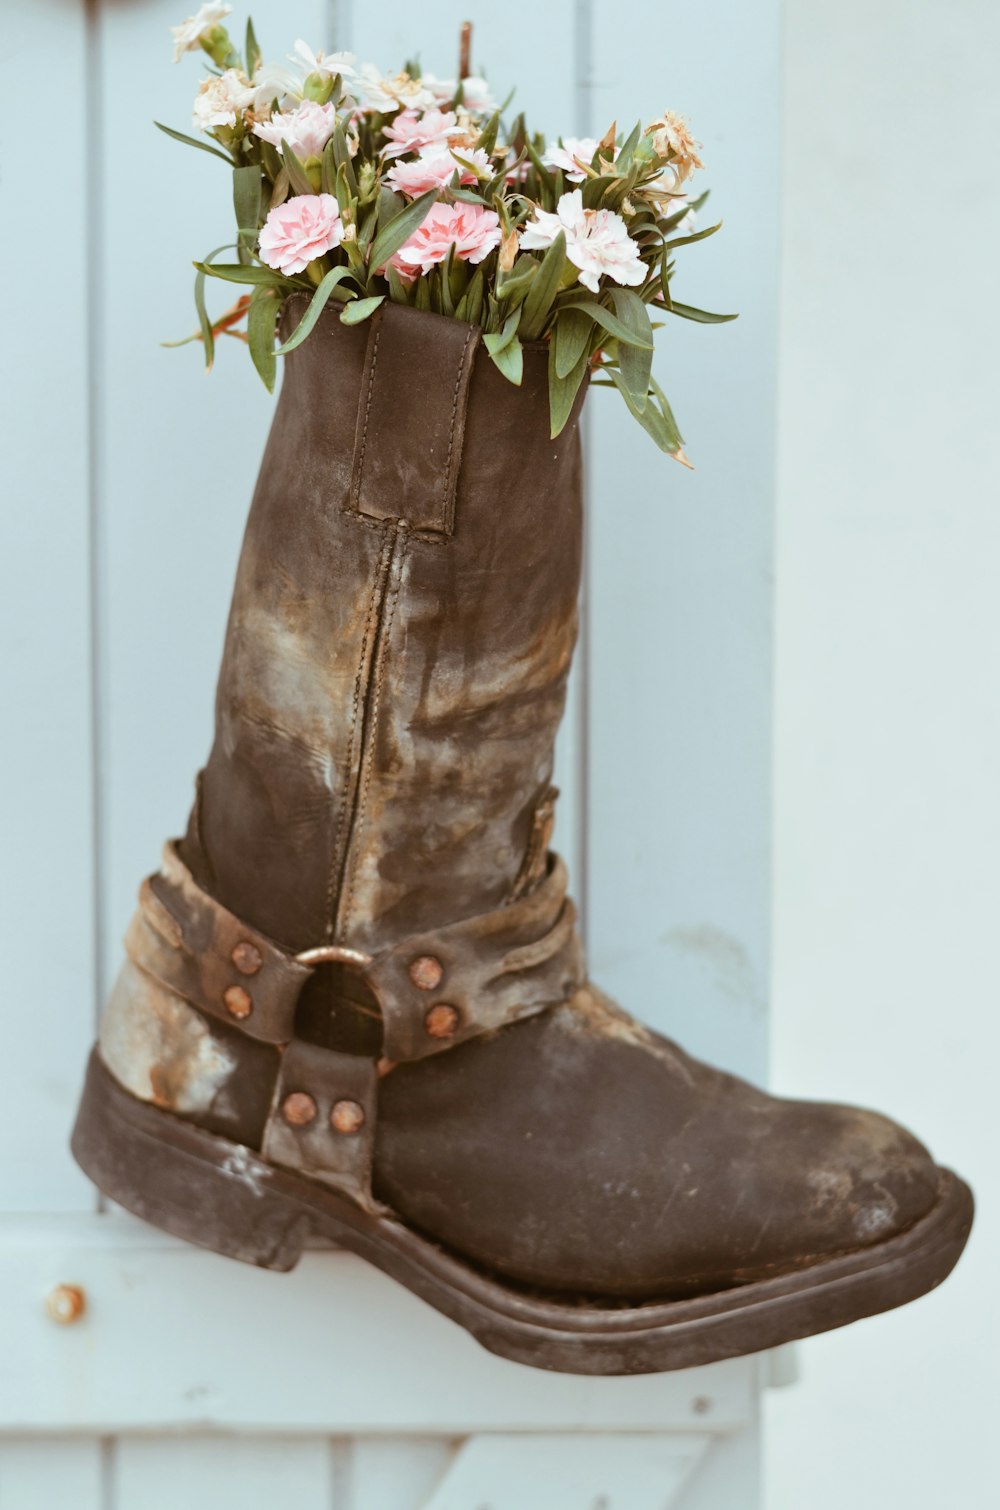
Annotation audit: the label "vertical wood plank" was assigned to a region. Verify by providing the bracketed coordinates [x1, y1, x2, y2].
[0, 1439, 104, 1510]
[93, 1, 331, 994]
[112, 1437, 333, 1509]
[585, 2, 781, 1085]
[0, 0, 99, 1213]
[339, 1437, 456, 1509]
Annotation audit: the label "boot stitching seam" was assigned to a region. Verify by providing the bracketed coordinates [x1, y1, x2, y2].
[338, 521, 408, 936]
[349, 314, 382, 513]
[324, 522, 395, 939]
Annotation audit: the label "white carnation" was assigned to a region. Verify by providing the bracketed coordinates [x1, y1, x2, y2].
[192, 68, 253, 132]
[170, 3, 231, 64]
[521, 188, 645, 295]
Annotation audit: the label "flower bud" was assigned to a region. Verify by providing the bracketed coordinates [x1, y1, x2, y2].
[201, 25, 235, 69]
[303, 71, 335, 104]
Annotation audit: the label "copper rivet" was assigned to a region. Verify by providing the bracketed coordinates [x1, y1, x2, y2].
[223, 984, 253, 1019]
[330, 1099, 365, 1135]
[409, 954, 444, 991]
[46, 1285, 86, 1325]
[282, 1091, 317, 1127]
[231, 940, 263, 976]
[425, 1003, 460, 1039]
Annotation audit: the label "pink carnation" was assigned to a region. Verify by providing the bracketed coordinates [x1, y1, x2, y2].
[380, 106, 462, 159]
[258, 193, 344, 276]
[385, 147, 491, 198]
[252, 100, 336, 159]
[389, 201, 501, 282]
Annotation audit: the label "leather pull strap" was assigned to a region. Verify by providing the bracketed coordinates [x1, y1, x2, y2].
[261, 1040, 380, 1211]
[349, 303, 480, 535]
[124, 842, 313, 1045]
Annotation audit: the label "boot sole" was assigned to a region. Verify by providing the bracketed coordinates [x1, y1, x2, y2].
[72, 1049, 974, 1376]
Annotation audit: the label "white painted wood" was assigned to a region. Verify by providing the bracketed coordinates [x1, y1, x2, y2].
[0, 1214, 756, 1435]
[112, 1436, 333, 1508]
[426, 1432, 711, 1510]
[585, 0, 781, 1086]
[0, 0, 98, 1214]
[94, 0, 330, 1000]
[340, 1437, 458, 1509]
[0, 1439, 103, 1510]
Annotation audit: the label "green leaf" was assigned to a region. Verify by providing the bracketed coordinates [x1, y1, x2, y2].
[194, 261, 291, 288]
[610, 288, 654, 409]
[559, 298, 654, 348]
[548, 338, 588, 437]
[519, 231, 566, 339]
[154, 121, 233, 165]
[276, 266, 360, 353]
[191, 242, 236, 370]
[232, 165, 262, 251]
[340, 294, 385, 325]
[387, 263, 414, 305]
[485, 330, 524, 385]
[245, 16, 262, 76]
[496, 257, 539, 309]
[281, 141, 314, 196]
[484, 307, 522, 355]
[667, 300, 739, 324]
[477, 110, 501, 156]
[662, 219, 722, 252]
[367, 189, 437, 278]
[332, 122, 359, 194]
[247, 287, 280, 391]
[606, 368, 681, 455]
[553, 307, 593, 379]
[523, 138, 556, 197]
[614, 121, 643, 172]
[321, 138, 337, 195]
[455, 266, 485, 326]
[649, 377, 684, 451]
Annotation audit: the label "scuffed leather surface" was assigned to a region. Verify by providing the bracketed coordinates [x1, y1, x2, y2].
[127, 843, 312, 1044]
[184, 300, 583, 960]
[262, 1038, 379, 1209]
[375, 987, 941, 1298]
[162, 298, 945, 1303]
[367, 854, 584, 1062]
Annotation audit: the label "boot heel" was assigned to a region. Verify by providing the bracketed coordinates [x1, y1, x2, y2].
[71, 1049, 310, 1272]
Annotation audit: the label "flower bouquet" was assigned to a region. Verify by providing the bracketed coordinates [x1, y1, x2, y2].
[165, 5, 735, 463]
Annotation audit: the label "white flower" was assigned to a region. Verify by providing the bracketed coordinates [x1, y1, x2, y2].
[170, 3, 231, 63]
[356, 65, 437, 114]
[420, 73, 497, 114]
[192, 68, 253, 132]
[253, 99, 336, 158]
[289, 40, 357, 82]
[543, 136, 604, 183]
[249, 62, 301, 114]
[521, 188, 645, 295]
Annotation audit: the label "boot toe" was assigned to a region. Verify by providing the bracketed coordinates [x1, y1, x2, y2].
[791, 1100, 941, 1255]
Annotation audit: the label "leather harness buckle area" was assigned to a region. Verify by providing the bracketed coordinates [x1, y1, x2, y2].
[294, 944, 374, 969]
[126, 841, 583, 1063]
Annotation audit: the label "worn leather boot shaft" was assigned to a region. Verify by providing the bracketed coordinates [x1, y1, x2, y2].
[182, 301, 584, 961]
[79, 297, 971, 1362]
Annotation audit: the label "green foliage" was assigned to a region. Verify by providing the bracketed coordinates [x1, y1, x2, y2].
[162, 16, 736, 461]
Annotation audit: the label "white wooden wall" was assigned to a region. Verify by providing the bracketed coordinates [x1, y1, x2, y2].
[0, 2, 781, 1506]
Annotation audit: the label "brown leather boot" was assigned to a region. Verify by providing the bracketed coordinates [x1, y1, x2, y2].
[72, 300, 973, 1375]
